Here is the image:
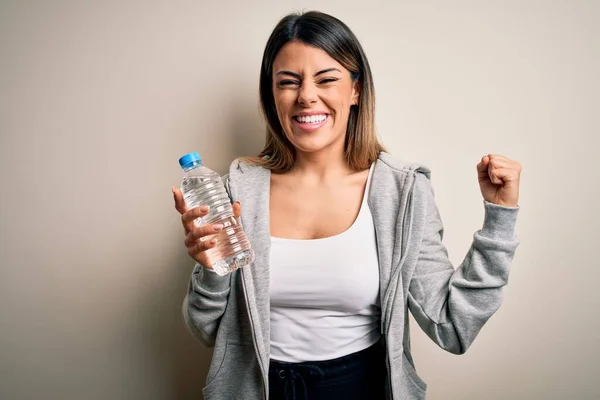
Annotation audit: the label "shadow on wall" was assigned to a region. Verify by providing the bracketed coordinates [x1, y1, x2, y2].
[146, 250, 213, 400]
[142, 98, 265, 400]
[229, 97, 266, 169]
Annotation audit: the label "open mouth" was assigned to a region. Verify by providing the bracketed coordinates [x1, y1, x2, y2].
[292, 114, 330, 132]
[293, 114, 328, 124]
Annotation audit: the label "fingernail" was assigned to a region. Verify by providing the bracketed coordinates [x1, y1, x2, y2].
[210, 238, 217, 244]
[172, 187, 176, 194]
[213, 224, 223, 231]
[235, 200, 241, 205]
[200, 205, 209, 212]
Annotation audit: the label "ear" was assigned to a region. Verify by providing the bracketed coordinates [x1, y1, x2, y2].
[351, 80, 361, 105]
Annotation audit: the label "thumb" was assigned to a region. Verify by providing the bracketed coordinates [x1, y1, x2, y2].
[489, 167, 513, 185]
[232, 200, 242, 219]
[172, 187, 188, 214]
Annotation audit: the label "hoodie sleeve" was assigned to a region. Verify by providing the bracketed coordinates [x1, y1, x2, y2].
[182, 264, 232, 347]
[181, 174, 234, 347]
[407, 173, 520, 354]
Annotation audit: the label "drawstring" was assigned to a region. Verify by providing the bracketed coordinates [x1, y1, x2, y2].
[276, 364, 325, 400]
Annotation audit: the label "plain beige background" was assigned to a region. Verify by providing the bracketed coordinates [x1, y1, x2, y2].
[1, 0, 598, 399]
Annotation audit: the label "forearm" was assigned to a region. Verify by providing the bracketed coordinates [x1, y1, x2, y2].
[409, 200, 520, 354]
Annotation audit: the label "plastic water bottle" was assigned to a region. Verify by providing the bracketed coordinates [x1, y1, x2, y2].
[178, 152, 254, 275]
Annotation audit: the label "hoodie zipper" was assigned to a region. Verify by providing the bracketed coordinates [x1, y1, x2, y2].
[241, 273, 268, 400]
[233, 177, 268, 400]
[381, 172, 416, 333]
[229, 174, 268, 400]
[381, 171, 417, 400]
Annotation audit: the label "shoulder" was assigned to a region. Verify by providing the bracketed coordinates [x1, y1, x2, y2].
[225, 157, 270, 198]
[228, 157, 259, 173]
[373, 152, 436, 201]
[376, 151, 432, 181]
[373, 153, 438, 214]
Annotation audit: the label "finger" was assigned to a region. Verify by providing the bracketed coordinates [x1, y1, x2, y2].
[487, 154, 514, 163]
[181, 205, 210, 233]
[488, 162, 503, 185]
[172, 187, 187, 214]
[185, 224, 224, 246]
[488, 157, 518, 170]
[488, 154, 523, 170]
[188, 237, 218, 256]
[232, 201, 242, 219]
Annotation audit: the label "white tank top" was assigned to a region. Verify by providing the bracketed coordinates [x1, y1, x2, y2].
[269, 164, 381, 362]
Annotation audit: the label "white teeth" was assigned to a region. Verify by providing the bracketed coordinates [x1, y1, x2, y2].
[296, 115, 327, 124]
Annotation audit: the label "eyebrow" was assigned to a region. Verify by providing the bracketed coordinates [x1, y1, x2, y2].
[275, 68, 342, 79]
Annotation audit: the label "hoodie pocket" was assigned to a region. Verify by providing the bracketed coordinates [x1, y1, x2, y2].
[203, 341, 257, 399]
[204, 340, 229, 389]
[400, 351, 427, 394]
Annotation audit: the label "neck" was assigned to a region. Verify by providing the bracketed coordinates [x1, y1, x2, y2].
[291, 145, 351, 183]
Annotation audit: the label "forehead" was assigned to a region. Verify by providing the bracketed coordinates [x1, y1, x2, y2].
[272, 41, 345, 74]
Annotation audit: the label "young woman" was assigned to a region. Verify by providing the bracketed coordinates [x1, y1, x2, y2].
[173, 11, 522, 400]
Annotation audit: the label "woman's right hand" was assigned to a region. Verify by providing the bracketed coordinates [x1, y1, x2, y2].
[172, 187, 242, 267]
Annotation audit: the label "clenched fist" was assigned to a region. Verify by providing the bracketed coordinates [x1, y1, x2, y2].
[477, 154, 522, 207]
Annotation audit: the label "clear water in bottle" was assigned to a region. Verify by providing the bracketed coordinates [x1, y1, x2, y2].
[179, 152, 254, 275]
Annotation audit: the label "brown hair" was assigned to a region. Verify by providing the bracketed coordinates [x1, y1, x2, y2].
[247, 11, 385, 172]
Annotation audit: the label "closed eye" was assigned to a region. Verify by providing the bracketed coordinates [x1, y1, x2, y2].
[277, 80, 300, 87]
[318, 78, 339, 84]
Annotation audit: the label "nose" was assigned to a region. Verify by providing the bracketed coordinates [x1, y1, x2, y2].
[297, 82, 317, 106]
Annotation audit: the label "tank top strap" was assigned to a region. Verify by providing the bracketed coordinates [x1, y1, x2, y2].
[359, 162, 376, 209]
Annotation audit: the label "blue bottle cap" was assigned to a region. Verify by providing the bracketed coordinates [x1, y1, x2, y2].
[179, 152, 202, 169]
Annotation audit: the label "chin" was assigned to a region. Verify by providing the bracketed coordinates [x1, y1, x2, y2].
[284, 123, 345, 154]
[290, 135, 340, 154]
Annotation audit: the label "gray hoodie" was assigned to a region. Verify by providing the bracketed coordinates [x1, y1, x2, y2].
[182, 152, 520, 400]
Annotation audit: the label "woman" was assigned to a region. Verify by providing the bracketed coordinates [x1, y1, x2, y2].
[173, 11, 522, 400]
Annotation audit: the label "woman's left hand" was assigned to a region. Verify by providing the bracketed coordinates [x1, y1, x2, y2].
[477, 154, 522, 207]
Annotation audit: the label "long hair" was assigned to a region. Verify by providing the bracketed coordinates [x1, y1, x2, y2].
[248, 11, 384, 172]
